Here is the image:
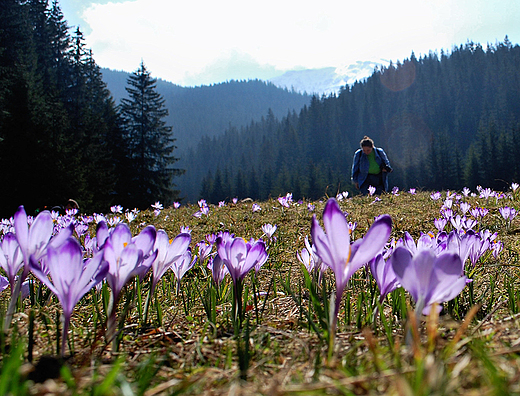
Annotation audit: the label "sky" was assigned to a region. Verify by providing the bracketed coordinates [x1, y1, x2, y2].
[59, 0, 520, 87]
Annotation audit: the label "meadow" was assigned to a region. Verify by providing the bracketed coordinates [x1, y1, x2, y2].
[1, 187, 520, 395]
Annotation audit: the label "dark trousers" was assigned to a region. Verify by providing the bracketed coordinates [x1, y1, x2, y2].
[360, 173, 384, 195]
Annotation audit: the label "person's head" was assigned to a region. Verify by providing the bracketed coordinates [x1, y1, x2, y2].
[65, 199, 79, 210]
[360, 136, 374, 155]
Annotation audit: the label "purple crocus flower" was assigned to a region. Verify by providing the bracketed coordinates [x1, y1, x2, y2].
[445, 230, 478, 267]
[278, 193, 293, 208]
[104, 223, 157, 302]
[297, 246, 315, 274]
[170, 250, 197, 293]
[216, 235, 268, 332]
[369, 254, 399, 302]
[430, 191, 442, 200]
[4, 206, 73, 330]
[450, 215, 465, 232]
[402, 231, 438, 255]
[103, 223, 156, 343]
[0, 233, 24, 293]
[491, 240, 503, 258]
[151, 230, 191, 294]
[468, 237, 490, 267]
[111, 205, 123, 214]
[499, 206, 517, 221]
[216, 237, 268, 284]
[441, 208, 454, 221]
[459, 202, 471, 215]
[14, 206, 72, 280]
[297, 236, 327, 282]
[434, 218, 447, 232]
[479, 188, 494, 200]
[196, 241, 213, 263]
[30, 238, 108, 355]
[207, 254, 229, 286]
[311, 198, 392, 332]
[261, 223, 277, 239]
[390, 246, 468, 315]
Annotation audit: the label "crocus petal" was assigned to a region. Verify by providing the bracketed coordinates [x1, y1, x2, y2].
[228, 238, 249, 280]
[321, 199, 351, 264]
[167, 233, 191, 262]
[246, 240, 268, 273]
[172, 251, 196, 281]
[370, 254, 399, 298]
[77, 251, 108, 298]
[425, 253, 465, 304]
[13, 206, 30, 255]
[410, 249, 438, 302]
[109, 223, 133, 257]
[27, 211, 53, 260]
[29, 252, 59, 298]
[0, 275, 8, 292]
[311, 215, 337, 271]
[96, 221, 109, 249]
[133, 225, 156, 256]
[46, 223, 74, 252]
[390, 246, 420, 302]
[0, 233, 24, 286]
[403, 232, 416, 253]
[349, 215, 392, 268]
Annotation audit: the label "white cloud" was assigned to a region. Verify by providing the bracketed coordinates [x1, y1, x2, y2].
[81, 0, 520, 85]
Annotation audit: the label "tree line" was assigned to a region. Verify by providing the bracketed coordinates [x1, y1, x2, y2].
[0, 0, 180, 217]
[178, 38, 520, 202]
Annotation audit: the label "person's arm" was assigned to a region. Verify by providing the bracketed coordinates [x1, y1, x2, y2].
[378, 148, 392, 172]
[352, 151, 361, 189]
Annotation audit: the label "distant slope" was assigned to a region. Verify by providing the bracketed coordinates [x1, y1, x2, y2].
[101, 69, 311, 150]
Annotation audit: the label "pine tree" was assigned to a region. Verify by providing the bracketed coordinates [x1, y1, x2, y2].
[118, 61, 184, 208]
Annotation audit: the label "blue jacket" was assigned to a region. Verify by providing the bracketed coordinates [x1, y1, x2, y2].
[351, 147, 392, 191]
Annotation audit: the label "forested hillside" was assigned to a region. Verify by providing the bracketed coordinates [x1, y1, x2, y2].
[0, 1, 188, 216]
[102, 69, 311, 150]
[0, 1, 121, 216]
[179, 38, 520, 202]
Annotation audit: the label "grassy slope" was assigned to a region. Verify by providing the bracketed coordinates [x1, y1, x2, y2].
[1, 190, 520, 395]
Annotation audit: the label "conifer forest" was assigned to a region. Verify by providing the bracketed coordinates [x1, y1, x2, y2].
[2, 1, 520, 212]
[182, 38, 520, 203]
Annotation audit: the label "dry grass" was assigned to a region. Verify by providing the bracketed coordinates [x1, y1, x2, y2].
[2, 190, 520, 395]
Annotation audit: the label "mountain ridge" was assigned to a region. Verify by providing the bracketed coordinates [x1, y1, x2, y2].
[268, 60, 390, 95]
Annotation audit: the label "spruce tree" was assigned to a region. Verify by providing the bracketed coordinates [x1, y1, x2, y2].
[118, 61, 184, 208]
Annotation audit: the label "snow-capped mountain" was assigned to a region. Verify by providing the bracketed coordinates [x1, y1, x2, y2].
[268, 60, 389, 96]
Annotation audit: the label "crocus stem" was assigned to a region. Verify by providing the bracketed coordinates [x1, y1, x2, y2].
[3, 275, 23, 331]
[61, 316, 70, 357]
[328, 292, 339, 363]
[143, 281, 155, 327]
[232, 280, 243, 336]
[406, 298, 425, 346]
[106, 291, 119, 351]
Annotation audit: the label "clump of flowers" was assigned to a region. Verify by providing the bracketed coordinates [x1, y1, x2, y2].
[278, 193, 293, 208]
[311, 198, 391, 338]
